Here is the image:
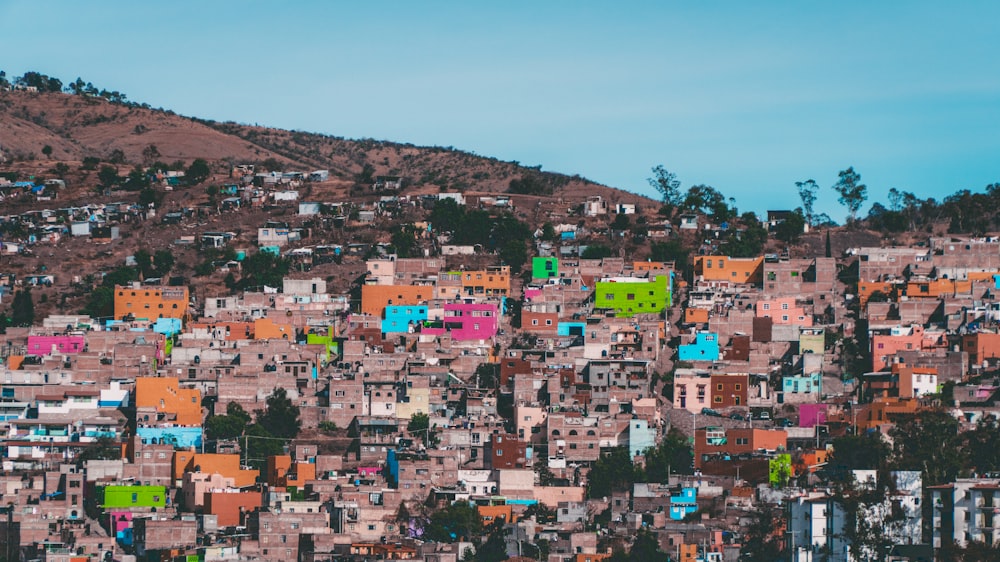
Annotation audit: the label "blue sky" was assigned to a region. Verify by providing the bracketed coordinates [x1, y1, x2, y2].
[3, 1, 999, 221]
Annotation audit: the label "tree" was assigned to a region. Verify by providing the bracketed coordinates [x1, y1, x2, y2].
[75, 436, 121, 464]
[390, 224, 419, 258]
[586, 447, 638, 498]
[205, 402, 251, 441]
[123, 165, 149, 191]
[796, 179, 819, 227]
[133, 249, 155, 279]
[255, 388, 301, 439]
[963, 415, 1000, 474]
[82, 286, 115, 318]
[153, 250, 175, 276]
[41, 145, 53, 159]
[740, 505, 785, 561]
[423, 501, 482, 543]
[98, 165, 120, 188]
[889, 409, 965, 486]
[237, 251, 291, 291]
[142, 144, 161, 165]
[647, 165, 682, 212]
[407, 412, 439, 447]
[581, 244, 613, 259]
[643, 428, 694, 481]
[683, 184, 732, 222]
[832, 166, 868, 224]
[773, 209, 806, 244]
[11, 288, 35, 327]
[81, 156, 101, 171]
[829, 433, 889, 476]
[186, 158, 211, 185]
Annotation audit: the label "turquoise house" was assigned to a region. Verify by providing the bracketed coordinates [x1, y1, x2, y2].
[678, 332, 720, 361]
[669, 488, 698, 520]
[382, 305, 428, 334]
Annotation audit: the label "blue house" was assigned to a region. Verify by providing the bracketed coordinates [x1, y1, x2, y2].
[678, 332, 720, 362]
[557, 322, 586, 337]
[136, 427, 202, 448]
[628, 419, 656, 460]
[782, 372, 822, 396]
[669, 487, 698, 520]
[382, 305, 428, 334]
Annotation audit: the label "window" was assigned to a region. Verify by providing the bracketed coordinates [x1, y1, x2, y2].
[714, 396, 723, 403]
[762, 303, 770, 310]
[734, 384, 741, 391]
[781, 302, 789, 310]
[716, 384, 723, 391]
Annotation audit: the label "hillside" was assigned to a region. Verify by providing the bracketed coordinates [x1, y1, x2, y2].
[0, 89, 649, 204]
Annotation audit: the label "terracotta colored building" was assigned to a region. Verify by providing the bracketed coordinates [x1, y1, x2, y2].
[114, 284, 189, 321]
[134, 376, 202, 426]
[360, 284, 432, 317]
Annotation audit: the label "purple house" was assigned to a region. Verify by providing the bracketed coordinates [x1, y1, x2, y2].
[421, 302, 499, 341]
[798, 403, 828, 428]
[26, 335, 86, 355]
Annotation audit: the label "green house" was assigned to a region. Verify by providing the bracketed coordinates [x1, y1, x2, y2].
[594, 275, 671, 317]
[100, 485, 167, 509]
[306, 326, 340, 363]
[532, 257, 558, 280]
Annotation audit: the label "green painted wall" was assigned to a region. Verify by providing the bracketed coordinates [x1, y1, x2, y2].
[595, 276, 670, 317]
[532, 257, 558, 279]
[101, 485, 167, 509]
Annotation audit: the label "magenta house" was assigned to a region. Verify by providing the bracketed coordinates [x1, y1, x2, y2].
[26, 334, 86, 355]
[421, 303, 499, 341]
[798, 403, 828, 428]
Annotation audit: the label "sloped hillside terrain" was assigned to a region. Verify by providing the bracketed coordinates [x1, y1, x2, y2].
[0, 89, 647, 204]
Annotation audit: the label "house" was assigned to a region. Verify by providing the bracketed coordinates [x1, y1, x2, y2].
[374, 176, 403, 191]
[583, 196, 608, 216]
[678, 332, 721, 362]
[113, 284, 189, 321]
[594, 275, 672, 317]
[679, 214, 699, 230]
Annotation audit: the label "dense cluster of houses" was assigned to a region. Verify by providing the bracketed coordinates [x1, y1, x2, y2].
[8, 168, 1000, 562]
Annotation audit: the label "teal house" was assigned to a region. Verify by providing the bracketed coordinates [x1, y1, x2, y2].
[678, 332, 720, 361]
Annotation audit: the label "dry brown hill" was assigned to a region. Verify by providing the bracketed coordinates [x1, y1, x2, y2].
[0, 89, 652, 206]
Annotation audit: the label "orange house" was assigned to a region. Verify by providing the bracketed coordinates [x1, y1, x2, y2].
[266, 455, 317, 488]
[574, 554, 612, 562]
[253, 317, 294, 340]
[633, 261, 671, 272]
[173, 452, 259, 487]
[962, 332, 1000, 368]
[905, 278, 971, 299]
[114, 285, 189, 321]
[795, 449, 830, 475]
[477, 504, 515, 525]
[360, 285, 432, 317]
[134, 376, 202, 426]
[460, 266, 511, 296]
[189, 321, 254, 341]
[693, 256, 763, 284]
[694, 428, 787, 468]
[857, 281, 894, 308]
[684, 308, 709, 324]
[205, 490, 263, 527]
[856, 398, 920, 433]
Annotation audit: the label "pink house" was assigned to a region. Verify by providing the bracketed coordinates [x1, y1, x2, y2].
[756, 297, 812, 326]
[26, 334, 86, 355]
[798, 403, 828, 428]
[870, 325, 944, 371]
[421, 303, 499, 341]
